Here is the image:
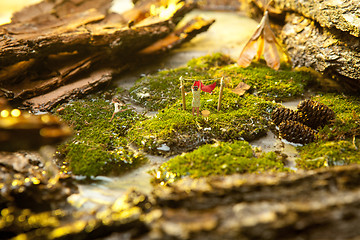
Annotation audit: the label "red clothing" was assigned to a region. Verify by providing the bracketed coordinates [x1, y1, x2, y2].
[193, 81, 216, 93]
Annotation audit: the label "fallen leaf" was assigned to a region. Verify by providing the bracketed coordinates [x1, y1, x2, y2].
[237, 10, 281, 70]
[232, 82, 250, 96]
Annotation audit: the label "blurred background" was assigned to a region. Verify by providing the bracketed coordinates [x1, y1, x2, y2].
[0, 0, 42, 25]
[0, 0, 135, 25]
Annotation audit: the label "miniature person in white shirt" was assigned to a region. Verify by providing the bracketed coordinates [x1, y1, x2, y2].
[109, 98, 129, 122]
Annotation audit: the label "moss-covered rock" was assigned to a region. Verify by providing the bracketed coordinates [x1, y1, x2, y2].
[294, 93, 360, 170]
[213, 63, 315, 101]
[129, 66, 211, 111]
[55, 96, 147, 177]
[296, 140, 360, 170]
[128, 94, 279, 155]
[312, 94, 360, 141]
[129, 53, 314, 111]
[153, 140, 288, 184]
[186, 52, 235, 70]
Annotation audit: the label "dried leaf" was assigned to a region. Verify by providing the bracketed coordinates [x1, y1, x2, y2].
[263, 24, 280, 70]
[232, 82, 250, 96]
[237, 10, 281, 70]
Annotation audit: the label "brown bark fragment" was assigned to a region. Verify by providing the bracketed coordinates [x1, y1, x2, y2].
[0, 0, 212, 110]
[24, 68, 113, 111]
[273, 0, 360, 37]
[280, 13, 360, 90]
[146, 165, 360, 240]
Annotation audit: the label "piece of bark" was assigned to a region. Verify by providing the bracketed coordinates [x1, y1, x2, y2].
[139, 17, 215, 55]
[0, 0, 212, 111]
[19, 14, 214, 112]
[0, 0, 197, 68]
[280, 13, 360, 90]
[273, 0, 360, 38]
[10, 0, 113, 24]
[24, 68, 113, 111]
[146, 164, 360, 239]
[231, 0, 360, 91]
[5, 52, 101, 101]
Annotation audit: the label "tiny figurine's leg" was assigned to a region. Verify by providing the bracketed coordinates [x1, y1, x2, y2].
[109, 112, 116, 122]
[192, 107, 195, 115]
[196, 107, 200, 116]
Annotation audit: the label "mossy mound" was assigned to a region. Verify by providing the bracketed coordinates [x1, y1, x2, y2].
[129, 94, 278, 155]
[295, 93, 360, 169]
[153, 140, 288, 184]
[186, 52, 235, 69]
[213, 63, 315, 101]
[129, 53, 313, 111]
[313, 94, 360, 140]
[55, 96, 147, 177]
[296, 140, 360, 170]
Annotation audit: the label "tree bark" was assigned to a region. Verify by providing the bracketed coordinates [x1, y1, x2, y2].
[0, 0, 216, 111]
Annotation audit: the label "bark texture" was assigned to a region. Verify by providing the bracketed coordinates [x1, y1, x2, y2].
[0, 0, 214, 111]
[281, 13, 360, 90]
[274, 0, 360, 37]
[5, 164, 360, 239]
[253, 0, 360, 91]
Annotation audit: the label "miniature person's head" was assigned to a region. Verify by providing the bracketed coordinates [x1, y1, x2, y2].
[112, 98, 125, 106]
[193, 86, 198, 91]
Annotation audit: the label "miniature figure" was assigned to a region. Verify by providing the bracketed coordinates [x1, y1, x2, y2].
[109, 98, 129, 122]
[192, 85, 201, 116]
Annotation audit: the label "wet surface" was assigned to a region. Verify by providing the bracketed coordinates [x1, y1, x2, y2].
[68, 155, 168, 210]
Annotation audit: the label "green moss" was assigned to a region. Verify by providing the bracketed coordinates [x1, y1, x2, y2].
[130, 53, 315, 112]
[311, 93, 360, 140]
[186, 52, 235, 69]
[128, 94, 278, 155]
[56, 96, 147, 177]
[129, 67, 212, 111]
[296, 140, 360, 170]
[294, 93, 360, 170]
[213, 63, 315, 101]
[154, 140, 288, 184]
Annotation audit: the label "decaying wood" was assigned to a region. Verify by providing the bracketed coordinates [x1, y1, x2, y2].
[9, 164, 360, 239]
[139, 17, 216, 55]
[233, 0, 360, 91]
[280, 13, 360, 90]
[273, 0, 360, 38]
[24, 68, 113, 111]
[146, 164, 360, 239]
[0, 0, 215, 111]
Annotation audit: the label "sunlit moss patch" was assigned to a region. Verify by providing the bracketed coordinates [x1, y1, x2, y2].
[129, 67, 211, 111]
[296, 140, 360, 170]
[129, 53, 234, 111]
[312, 93, 360, 141]
[294, 93, 360, 170]
[153, 140, 288, 184]
[128, 94, 278, 155]
[213, 63, 315, 101]
[186, 52, 235, 69]
[130, 53, 315, 112]
[55, 96, 147, 177]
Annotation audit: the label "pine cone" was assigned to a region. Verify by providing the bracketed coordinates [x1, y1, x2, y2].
[271, 107, 304, 126]
[297, 100, 335, 129]
[279, 120, 317, 144]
